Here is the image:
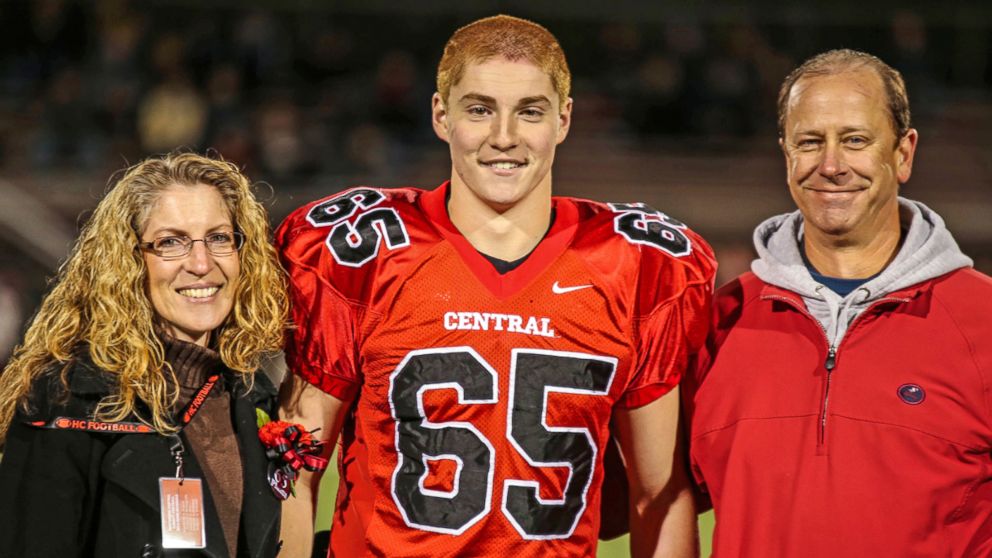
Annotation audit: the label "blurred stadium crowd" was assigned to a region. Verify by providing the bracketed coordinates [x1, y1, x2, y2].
[0, 0, 990, 365]
[5, 2, 986, 177]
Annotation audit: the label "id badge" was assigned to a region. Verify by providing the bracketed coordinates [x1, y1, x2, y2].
[159, 477, 207, 549]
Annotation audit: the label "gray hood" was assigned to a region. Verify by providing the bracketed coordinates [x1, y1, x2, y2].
[751, 197, 973, 346]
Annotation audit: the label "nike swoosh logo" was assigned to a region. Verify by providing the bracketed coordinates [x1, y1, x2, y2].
[552, 281, 593, 294]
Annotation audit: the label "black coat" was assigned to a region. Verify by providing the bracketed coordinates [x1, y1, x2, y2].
[0, 357, 281, 558]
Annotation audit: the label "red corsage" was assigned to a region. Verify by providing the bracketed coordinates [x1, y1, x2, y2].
[258, 420, 328, 500]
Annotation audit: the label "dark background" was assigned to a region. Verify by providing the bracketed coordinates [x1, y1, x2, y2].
[1, 0, 990, 364]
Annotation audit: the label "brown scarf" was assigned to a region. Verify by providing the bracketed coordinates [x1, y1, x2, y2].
[162, 335, 243, 558]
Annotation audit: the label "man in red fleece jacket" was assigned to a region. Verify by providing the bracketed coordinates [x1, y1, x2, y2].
[685, 49, 992, 557]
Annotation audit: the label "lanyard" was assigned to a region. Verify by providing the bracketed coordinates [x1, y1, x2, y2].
[28, 374, 222, 435]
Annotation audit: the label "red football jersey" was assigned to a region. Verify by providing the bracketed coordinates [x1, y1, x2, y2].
[276, 183, 715, 557]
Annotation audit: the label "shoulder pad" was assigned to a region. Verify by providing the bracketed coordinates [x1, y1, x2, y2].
[276, 186, 431, 306]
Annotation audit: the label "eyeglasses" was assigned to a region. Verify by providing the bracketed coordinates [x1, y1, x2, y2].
[139, 231, 245, 259]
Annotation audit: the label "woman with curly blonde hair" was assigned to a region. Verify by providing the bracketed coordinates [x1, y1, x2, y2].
[0, 152, 289, 558]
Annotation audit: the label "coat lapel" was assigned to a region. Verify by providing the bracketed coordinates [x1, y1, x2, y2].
[101, 431, 229, 557]
[232, 378, 281, 558]
[86, 370, 278, 558]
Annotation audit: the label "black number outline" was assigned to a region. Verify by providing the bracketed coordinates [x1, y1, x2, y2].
[325, 207, 410, 268]
[305, 188, 410, 267]
[306, 188, 384, 228]
[388, 347, 498, 535]
[387, 347, 617, 539]
[608, 202, 692, 257]
[501, 348, 618, 539]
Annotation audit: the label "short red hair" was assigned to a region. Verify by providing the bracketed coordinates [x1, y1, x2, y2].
[436, 14, 571, 108]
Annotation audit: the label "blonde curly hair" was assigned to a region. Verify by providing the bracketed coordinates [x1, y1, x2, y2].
[0, 152, 288, 441]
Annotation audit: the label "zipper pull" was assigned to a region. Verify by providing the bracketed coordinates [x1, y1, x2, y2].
[825, 347, 837, 372]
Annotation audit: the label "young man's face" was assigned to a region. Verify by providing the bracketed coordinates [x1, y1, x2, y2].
[432, 56, 572, 213]
[780, 68, 917, 243]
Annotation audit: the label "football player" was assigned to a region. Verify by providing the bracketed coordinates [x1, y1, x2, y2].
[277, 14, 715, 558]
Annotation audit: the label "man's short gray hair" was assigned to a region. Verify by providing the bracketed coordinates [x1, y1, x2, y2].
[777, 49, 911, 139]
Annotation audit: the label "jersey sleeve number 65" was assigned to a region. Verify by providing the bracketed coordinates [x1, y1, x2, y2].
[388, 347, 617, 539]
[306, 188, 410, 267]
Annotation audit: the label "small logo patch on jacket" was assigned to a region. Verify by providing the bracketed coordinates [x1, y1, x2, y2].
[897, 383, 925, 405]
